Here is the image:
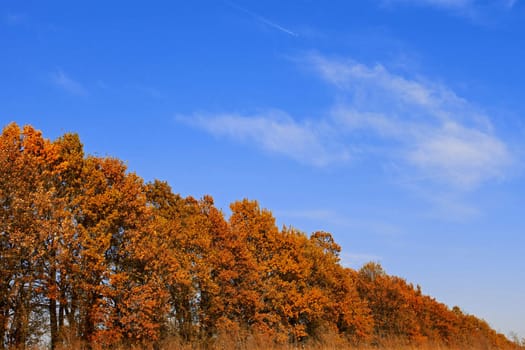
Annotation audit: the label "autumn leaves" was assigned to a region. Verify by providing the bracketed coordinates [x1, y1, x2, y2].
[0, 123, 518, 349]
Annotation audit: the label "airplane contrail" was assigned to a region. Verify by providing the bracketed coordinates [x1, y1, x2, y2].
[226, 1, 298, 37]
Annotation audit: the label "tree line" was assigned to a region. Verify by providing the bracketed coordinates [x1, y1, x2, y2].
[0, 123, 520, 349]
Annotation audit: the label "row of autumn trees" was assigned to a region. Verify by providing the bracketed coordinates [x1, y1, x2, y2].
[0, 123, 520, 350]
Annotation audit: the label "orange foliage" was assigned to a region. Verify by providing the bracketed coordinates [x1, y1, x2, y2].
[0, 123, 521, 350]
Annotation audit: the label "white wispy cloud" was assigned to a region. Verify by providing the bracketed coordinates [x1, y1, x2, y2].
[51, 69, 87, 96]
[381, 0, 518, 14]
[312, 55, 490, 128]
[310, 55, 512, 189]
[178, 54, 513, 191]
[408, 122, 510, 188]
[176, 111, 348, 167]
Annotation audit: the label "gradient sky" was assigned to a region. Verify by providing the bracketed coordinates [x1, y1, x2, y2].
[1, 0, 525, 339]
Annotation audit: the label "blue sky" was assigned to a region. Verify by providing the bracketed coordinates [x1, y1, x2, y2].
[1, 0, 525, 339]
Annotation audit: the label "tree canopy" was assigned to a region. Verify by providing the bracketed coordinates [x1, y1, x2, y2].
[0, 123, 520, 350]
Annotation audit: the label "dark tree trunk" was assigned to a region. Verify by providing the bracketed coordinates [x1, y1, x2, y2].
[50, 295, 58, 350]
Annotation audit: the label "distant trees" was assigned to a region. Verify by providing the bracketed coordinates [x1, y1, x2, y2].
[0, 122, 521, 349]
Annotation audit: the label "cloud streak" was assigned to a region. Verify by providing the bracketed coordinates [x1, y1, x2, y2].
[178, 54, 513, 190]
[226, 1, 298, 37]
[177, 110, 348, 167]
[51, 69, 87, 96]
[381, 0, 519, 16]
[407, 122, 510, 188]
[311, 55, 512, 189]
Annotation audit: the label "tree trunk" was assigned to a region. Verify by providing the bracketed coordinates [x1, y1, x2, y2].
[50, 295, 58, 350]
